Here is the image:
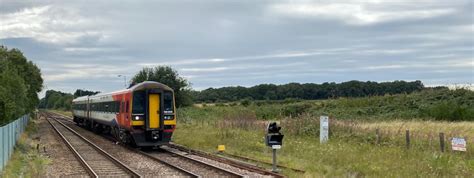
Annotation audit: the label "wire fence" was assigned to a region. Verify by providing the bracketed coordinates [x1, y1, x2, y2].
[0, 114, 29, 172]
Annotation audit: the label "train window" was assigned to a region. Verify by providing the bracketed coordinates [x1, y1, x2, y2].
[164, 92, 174, 113]
[109, 102, 113, 112]
[132, 91, 145, 114]
[114, 101, 119, 112]
[126, 101, 129, 113]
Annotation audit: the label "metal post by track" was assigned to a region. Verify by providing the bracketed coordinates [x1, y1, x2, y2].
[266, 122, 284, 173]
[272, 148, 277, 172]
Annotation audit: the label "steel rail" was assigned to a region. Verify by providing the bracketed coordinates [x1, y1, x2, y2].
[46, 111, 274, 177]
[134, 149, 202, 178]
[46, 116, 98, 178]
[159, 147, 246, 177]
[168, 143, 286, 178]
[47, 115, 142, 178]
[47, 111, 201, 178]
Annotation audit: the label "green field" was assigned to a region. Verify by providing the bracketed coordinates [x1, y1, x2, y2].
[173, 89, 474, 177]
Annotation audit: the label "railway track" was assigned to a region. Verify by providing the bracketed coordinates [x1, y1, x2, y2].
[45, 113, 142, 178]
[167, 144, 285, 178]
[45, 111, 284, 177]
[144, 148, 246, 177]
[46, 112, 241, 177]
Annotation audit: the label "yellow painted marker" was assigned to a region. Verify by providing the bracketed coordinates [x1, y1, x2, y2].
[217, 145, 225, 152]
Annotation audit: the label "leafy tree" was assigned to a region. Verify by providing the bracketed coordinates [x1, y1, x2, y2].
[74, 89, 100, 98]
[4, 48, 43, 111]
[0, 46, 43, 125]
[131, 66, 193, 107]
[38, 90, 74, 110]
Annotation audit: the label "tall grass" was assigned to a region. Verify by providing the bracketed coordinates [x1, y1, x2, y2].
[173, 89, 474, 177]
[173, 108, 474, 177]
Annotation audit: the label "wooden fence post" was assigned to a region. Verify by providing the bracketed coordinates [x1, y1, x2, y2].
[439, 132, 445, 152]
[375, 128, 380, 145]
[405, 130, 410, 149]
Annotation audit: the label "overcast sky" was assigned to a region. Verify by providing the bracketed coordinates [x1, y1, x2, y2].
[0, 0, 473, 96]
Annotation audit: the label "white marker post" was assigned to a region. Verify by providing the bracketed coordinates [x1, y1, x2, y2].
[320, 116, 329, 143]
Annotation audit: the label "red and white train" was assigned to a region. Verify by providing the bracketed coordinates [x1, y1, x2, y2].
[72, 81, 176, 147]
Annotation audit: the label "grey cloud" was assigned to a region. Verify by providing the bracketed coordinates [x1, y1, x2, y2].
[0, 0, 472, 96]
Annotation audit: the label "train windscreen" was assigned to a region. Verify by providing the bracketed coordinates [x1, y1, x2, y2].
[164, 92, 174, 113]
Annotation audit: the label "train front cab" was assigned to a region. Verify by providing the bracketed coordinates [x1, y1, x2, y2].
[130, 88, 176, 147]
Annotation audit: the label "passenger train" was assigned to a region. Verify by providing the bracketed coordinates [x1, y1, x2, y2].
[72, 81, 176, 147]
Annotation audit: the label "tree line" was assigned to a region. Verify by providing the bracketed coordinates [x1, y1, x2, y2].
[36, 66, 431, 111]
[39, 66, 192, 110]
[193, 80, 426, 103]
[38, 89, 100, 110]
[0, 46, 43, 125]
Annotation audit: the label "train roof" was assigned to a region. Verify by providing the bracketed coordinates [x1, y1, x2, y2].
[72, 81, 173, 102]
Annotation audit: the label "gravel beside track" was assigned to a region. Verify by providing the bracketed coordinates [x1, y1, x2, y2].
[145, 148, 245, 177]
[167, 144, 286, 177]
[46, 111, 284, 177]
[47, 117, 140, 177]
[49, 114, 193, 177]
[37, 114, 89, 177]
[160, 146, 274, 178]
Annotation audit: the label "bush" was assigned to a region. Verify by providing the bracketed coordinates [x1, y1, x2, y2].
[240, 98, 252, 107]
[281, 102, 313, 117]
[255, 105, 281, 120]
[424, 101, 474, 121]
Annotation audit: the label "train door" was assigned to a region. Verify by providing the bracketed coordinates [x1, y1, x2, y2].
[120, 99, 124, 126]
[119, 94, 131, 129]
[148, 94, 160, 129]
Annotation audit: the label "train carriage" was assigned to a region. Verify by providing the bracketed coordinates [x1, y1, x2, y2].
[72, 81, 176, 147]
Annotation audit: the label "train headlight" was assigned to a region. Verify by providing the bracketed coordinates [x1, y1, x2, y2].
[133, 115, 144, 121]
[164, 115, 174, 120]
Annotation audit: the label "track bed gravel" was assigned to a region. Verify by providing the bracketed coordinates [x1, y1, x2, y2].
[36, 115, 89, 177]
[161, 146, 272, 178]
[57, 119, 190, 177]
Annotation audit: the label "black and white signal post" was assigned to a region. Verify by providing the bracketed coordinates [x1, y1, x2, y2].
[265, 122, 284, 173]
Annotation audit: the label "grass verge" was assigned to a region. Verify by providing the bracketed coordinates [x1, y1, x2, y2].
[1, 119, 50, 177]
